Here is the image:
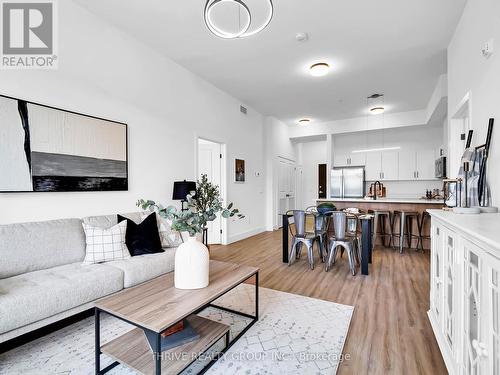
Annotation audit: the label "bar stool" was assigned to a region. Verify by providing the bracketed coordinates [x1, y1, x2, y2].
[370, 210, 393, 248]
[417, 211, 431, 252]
[392, 211, 421, 253]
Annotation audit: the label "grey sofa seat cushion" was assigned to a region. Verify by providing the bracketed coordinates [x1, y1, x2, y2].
[82, 212, 142, 229]
[106, 248, 176, 288]
[0, 218, 86, 279]
[0, 263, 123, 334]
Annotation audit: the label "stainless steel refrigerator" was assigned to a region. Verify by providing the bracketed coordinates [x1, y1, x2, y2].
[330, 167, 365, 198]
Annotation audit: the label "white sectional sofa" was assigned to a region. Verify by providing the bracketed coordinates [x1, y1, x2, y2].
[0, 213, 177, 344]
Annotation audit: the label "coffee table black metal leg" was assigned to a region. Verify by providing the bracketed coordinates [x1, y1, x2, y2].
[95, 308, 100, 375]
[255, 272, 259, 319]
[154, 331, 161, 375]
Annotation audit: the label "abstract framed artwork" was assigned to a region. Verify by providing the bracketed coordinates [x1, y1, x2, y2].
[0, 95, 128, 192]
[235, 159, 245, 183]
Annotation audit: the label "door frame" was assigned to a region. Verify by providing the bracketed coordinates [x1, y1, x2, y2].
[194, 135, 228, 245]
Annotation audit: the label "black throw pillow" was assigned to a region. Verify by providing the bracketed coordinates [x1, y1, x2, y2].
[117, 213, 164, 256]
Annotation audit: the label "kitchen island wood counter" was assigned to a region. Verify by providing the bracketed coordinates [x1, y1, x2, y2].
[317, 198, 444, 249]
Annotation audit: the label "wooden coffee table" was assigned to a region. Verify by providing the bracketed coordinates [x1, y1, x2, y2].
[94, 260, 259, 375]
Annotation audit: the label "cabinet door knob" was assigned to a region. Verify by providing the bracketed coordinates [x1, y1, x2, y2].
[472, 340, 489, 357]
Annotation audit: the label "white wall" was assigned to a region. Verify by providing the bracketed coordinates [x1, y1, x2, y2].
[263, 116, 297, 230]
[0, 1, 266, 243]
[448, 0, 500, 205]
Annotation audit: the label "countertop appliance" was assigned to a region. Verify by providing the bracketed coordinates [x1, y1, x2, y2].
[331, 167, 365, 198]
[435, 156, 447, 178]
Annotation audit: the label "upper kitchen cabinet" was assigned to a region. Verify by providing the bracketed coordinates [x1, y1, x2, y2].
[416, 150, 437, 180]
[364, 151, 399, 181]
[398, 149, 437, 180]
[333, 152, 366, 167]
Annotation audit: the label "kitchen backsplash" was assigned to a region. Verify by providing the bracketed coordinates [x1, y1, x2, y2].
[364, 180, 443, 199]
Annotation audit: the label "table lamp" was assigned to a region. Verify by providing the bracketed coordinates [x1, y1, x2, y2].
[172, 180, 196, 211]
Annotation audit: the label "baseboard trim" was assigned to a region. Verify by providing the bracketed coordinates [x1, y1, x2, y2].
[227, 227, 266, 244]
[0, 309, 93, 354]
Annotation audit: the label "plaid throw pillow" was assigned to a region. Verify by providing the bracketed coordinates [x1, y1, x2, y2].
[82, 220, 131, 264]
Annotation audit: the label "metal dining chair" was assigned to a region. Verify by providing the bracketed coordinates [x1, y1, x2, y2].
[305, 206, 328, 262]
[346, 213, 362, 266]
[325, 211, 358, 275]
[287, 210, 322, 269]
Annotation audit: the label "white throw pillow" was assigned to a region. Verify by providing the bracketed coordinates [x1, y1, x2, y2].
[141, 212, 183, 248]
[82, 220, 131, 264]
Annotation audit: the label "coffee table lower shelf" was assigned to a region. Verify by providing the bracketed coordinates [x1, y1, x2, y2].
[101, 315, 230, 375]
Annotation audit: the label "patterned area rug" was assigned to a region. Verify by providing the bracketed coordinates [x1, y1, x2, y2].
[0, 285, 353, 375]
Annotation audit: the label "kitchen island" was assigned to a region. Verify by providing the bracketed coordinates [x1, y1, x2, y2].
[317, 198, 444, 249]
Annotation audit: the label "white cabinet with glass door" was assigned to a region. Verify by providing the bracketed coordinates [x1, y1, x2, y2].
[429, 211, 500, 375]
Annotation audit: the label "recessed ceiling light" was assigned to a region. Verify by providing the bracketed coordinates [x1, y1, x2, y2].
[309, 63, 330, 77]
[370, 107, 385, 115]
[298, 118, 311, 124]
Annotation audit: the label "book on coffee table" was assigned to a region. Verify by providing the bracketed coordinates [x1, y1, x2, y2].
[143, 318, 200, 352]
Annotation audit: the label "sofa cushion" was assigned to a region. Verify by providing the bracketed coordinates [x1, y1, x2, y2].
[82, 220, 131, 264]
[82, 212, 142, 229]
[0, 263, 123, 334]
[0, 218, 86, 279]
[141, 212, 183, 248]
[118, 213, 163, 256]
[106, 248, 176, 288]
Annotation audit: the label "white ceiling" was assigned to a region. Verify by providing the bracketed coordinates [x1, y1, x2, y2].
[74, 0, 466, 125]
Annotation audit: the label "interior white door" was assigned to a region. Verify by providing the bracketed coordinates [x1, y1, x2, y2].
[198, 140, 222, 244]
[381, 151, 399, 180]
[416, 149, 437, 180]
[277, 158, 296, 226]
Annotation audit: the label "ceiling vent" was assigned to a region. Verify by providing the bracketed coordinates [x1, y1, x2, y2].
[240, 105, 248, 115]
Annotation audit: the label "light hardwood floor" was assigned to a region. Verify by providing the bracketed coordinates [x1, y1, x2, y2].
[210, 229, 447, 375]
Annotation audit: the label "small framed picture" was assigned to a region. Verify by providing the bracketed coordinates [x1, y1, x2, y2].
[235, 159, 245, 183]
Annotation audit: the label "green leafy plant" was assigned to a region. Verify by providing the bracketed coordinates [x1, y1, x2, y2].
[137, 174, 244, 237]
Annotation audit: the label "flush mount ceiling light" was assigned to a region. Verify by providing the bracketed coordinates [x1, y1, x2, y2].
[309, 62, 330, 77]
[298, 118, 311, 125]
[370, 106, 385, 115]
[204, 0, 274, 39]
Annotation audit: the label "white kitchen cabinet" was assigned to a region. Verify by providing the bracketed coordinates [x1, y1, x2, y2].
[398, 149, 436, 180]
[429, 212, 500, 375]
[381, 151, 399, 180]
[333, 153, 349, 167]
[333, 153, 366, 167]
[398, 150, 416, 180]
[485, 253, 500, 375]
[364, 151, 382, 180]
[365, 151, 399, 180]
[462, 239, 487, 375]
[416, 150, 437, 180]
[349, 153, 366, 166]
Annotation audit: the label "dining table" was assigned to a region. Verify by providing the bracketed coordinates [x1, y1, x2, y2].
[282, 210, 374, 275]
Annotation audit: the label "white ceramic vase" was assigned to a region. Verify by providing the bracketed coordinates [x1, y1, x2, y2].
[174, 236, 210, 289]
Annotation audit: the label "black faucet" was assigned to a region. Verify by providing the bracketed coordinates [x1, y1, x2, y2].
[372, 181, 382, 200]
